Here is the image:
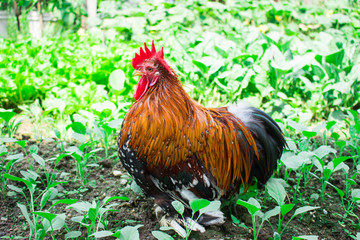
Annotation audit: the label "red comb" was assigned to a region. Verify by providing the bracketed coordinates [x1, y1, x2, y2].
[132, 40, 174, 75]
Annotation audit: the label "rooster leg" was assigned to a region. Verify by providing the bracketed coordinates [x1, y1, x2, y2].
[155, 204, 206, 237]
[159, 215, 187, 238]
[155, 204, 187, 238]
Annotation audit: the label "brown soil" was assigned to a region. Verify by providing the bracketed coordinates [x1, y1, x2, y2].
[0, 138, 359, 240]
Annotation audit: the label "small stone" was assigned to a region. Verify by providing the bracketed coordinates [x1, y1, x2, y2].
[120, 179, 128, 185]
[113, 170, 122, 177]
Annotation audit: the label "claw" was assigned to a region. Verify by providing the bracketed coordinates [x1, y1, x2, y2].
[185, 218, 206, 233]
[159, 216, 187, 238]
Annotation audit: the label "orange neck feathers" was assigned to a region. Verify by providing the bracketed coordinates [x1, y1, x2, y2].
[119, 74, 258, 193]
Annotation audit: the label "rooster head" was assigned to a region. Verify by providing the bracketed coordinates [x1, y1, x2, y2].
[132, 40, 174, 100]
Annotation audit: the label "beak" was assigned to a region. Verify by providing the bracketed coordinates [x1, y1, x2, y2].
[133, 70, 143, 76]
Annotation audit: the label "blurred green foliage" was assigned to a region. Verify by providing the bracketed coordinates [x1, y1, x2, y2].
[0, 0, 359, 123]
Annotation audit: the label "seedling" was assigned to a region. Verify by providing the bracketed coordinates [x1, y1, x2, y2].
[0, 109, 21, 138]
[3, 172, 69, 240]
[0, 146, 22, 197]
[67, 196, 129, 237]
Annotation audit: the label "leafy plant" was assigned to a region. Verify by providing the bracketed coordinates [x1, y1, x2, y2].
[3, 172, 70, 239]
[0, 109, 21, 138]
[67, 196, 129, 238]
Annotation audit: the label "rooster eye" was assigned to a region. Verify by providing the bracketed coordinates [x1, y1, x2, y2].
[146, 67, 153, 72]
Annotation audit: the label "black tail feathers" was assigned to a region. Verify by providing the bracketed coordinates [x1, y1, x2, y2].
[228, 103, 286, 183]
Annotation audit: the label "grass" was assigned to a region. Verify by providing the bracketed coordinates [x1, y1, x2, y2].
[0, 0, 360, 239]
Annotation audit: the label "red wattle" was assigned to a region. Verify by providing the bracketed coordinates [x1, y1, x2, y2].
[134, 75, 149, 101]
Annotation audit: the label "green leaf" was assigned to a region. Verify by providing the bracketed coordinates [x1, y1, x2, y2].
[152, 231, 174, 240]
[17, 203, 35, 230]
[266, 178, 286, 206]
[3, 173, 34, 192]
[33, 211, 57, 221]
[0, 110, 16, 123]
[313, 146, 336, 159]
[113, 225, 143, 240]
[7, 184, 23, 193]
[47, 181, 67, 189]
[262, 206, 280, 221]
[331, 132, 340, 140]
[50, 199, 79, 209]
[281, 152, 311, 170]
[40, 189, 53, 209]
[351, 189, 360, 202]
[326, 121, 337, 131]
[323, 168, 332, 180]
[103, 196, 129, 205]
[54, 129, 61, 139]
[68, 201, 93, 213]
[171, 201, 184, 215]
[208, 59, 224, 75]
[66, 122, 87, 135]
[333, 156, 350, 169]
[109, 69, 126, 91]
[56, 153, 71, 165]
[0, 137, 18, 143]
[32, 153, 45, 167]
[0, 144, 7, 156]
[325, 49, 344, 66]
[46, 213, 66, 231]
[15, 140, 27, 148]
[90, 231, 114, 238]
[199, 200, 221, 215]
[292, 235, 319, 240]
[29, 145, 38, 154]
[236, 199, 260, 215]
[274, 231, 281, 240]
[192, 60, 208, 74]
[88, 208, 98, 222]
[5, 153, 23, 160]
[302, 131, 317, 139]
[189, 199, 210, 213]
[280, 204, 295, 216]
[331, 13, 351, 24]
[65, 231, 82, 239]
[293, 206, 319, 217]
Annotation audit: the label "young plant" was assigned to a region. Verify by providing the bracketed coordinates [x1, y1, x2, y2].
[0, 109, 21, 138]
[67, 142, 102, 185]
[53, 128, 65, 152]
[264, 178, 318, 238]
[3, 171, 70, 240]
[93, 119, 119, 159]
[343, 110, 360, 167]
[280, 150, 314, 204]
[67, 196, 129, 237]
[327, 181, 360, 225]
[236, 197, 279, 240]
[311, 147, 349, 201]
[0, 138, 35, 170]
[66, 121, 102, 185]
[0, 146, 23, 197]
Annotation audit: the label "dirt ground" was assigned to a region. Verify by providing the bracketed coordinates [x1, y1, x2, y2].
[0, 138, 359, 240]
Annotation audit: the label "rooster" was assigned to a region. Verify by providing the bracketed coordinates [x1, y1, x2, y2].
[118, 41, 286, 235]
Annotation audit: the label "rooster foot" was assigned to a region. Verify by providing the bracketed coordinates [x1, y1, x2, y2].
[154, 205, 205, 238]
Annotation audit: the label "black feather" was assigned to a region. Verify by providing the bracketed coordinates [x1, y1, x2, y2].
[228, 103, 286, 184]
